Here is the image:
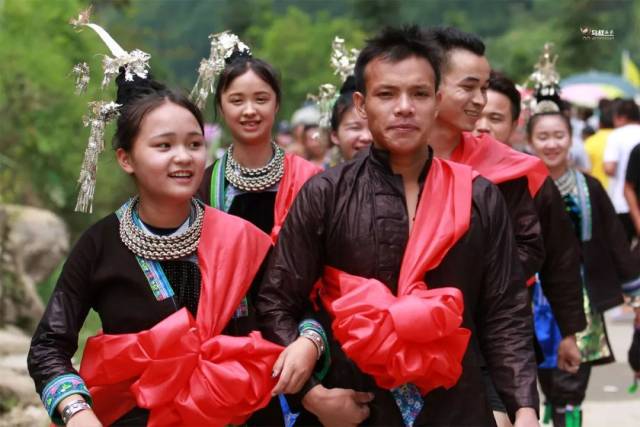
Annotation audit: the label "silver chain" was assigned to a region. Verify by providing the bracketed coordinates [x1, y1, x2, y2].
[225, 141, 285, 192]
[119, 197, 204, 260]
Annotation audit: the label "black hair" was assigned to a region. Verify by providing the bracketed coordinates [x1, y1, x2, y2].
[113, 70, 204, 151]
[214, 55, 281, 116]
[598, 99, 614, 129]
[354, 25, 441, 94]
[613, 98, 640, 122]
[330, 75, 357, 131]
[424, 26, 485, 70]
[487, 70, 521, 122]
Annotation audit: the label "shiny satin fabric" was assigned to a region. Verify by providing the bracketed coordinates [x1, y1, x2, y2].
[454, 132, 548, 197]
[271, 153, 322, 242]
[79, 207, 280, 426]
[319, 158, 474, 394]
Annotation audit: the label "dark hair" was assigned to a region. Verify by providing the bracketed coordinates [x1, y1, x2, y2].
[424, 26, 485, 70]
[613, 98, 640, 122]
[330, 76, 357, 131]
[487, 70, 521, 122]
[598, 99, 614, 129]
[354, 25, 441, 93]
[113, 71, 204, 151]
[214, 56, 281, 116]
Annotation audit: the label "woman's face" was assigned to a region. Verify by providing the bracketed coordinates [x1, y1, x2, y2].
[331, 107, 373, 161]
[528, 114, 571, 175]
[219, 69, 278, 145]
[117, 101, 206, 204]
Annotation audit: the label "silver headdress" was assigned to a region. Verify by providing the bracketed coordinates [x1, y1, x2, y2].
[526, 43, 562, 115]
[69, 6, 151, 213]
[309, 36, 360, 130]
[190, 31, 251, 110]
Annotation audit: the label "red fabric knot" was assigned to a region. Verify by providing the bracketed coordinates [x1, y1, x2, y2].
[319, 158, 475, 395]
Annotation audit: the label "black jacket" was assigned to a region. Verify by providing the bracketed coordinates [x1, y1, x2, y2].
[256, 148, 539, 426]
[534, 178, 587, 336]
[581, 173, 640, 312]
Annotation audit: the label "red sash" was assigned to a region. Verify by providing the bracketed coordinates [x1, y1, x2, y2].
[452, 132, 548, 197]
[78, 207, 280, 426]
[320, 158, 473, 394]
[271, 153, 322, 242]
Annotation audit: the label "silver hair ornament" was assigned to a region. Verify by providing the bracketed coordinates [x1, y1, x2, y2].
[72, 62, 90, 94]
[308, 84, 337, 130]
[75, 101, 121, 213]
[190, 31, 251, 109]
[330, 37, 359, 82]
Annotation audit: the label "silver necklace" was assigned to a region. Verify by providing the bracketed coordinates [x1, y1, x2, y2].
[554, 169, 577, 197]
[119, 197, 204, 260]
[225, 141, 285, 192]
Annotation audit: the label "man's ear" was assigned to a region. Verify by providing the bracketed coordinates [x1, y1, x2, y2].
[353, 91, 367, 120]
[116, 148, 135, 175]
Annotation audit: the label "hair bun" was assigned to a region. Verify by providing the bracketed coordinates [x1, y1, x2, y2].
[225, 48, 252, 65]
[115, 67, 165, 106]
[340, 75, 356, 94]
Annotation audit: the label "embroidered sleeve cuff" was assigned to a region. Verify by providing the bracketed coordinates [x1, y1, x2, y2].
[622, 276, 640, 298]
[41, 373, 92, 425]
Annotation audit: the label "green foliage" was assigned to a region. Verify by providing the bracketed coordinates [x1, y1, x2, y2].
[0, 0, 132, 236]
[246, 6, 367, 120]
[1, 0, 639, 241]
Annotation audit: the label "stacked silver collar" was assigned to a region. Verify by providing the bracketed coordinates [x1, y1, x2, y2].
[554, 169, 577, 197]
[119, 197, 204, 260]
[225, 141, 285, 192]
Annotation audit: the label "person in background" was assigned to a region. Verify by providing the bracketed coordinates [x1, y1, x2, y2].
[275, 120, 294, 149]
[289, 103, 321, 157]
[471, 68, 586, 427]
[302, 123, 331, 169]
[258, 25, 540, 427]
[604, 99, 640, 242]
[328, 75, 373, 166]
[584, 99, 615, 189]
[194, 41, 325, 424]
[568, 107, 592, 172]
[528, 93, 640, 427]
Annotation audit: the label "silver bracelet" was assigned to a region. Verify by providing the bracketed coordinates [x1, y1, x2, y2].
[300, 330, 325, 360]
[61, 399, 91, 425]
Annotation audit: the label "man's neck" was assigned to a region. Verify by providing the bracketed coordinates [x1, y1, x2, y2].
[430, 119, 462, 159]
[389, 148, 429, 183]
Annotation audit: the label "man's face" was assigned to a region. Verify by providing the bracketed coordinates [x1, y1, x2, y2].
[472, 89, 517, 143]
[353, 55, 439, 157]
[437, 49, 490, 132]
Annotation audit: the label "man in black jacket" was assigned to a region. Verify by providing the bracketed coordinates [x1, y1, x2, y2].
[257, 26, 539, 427]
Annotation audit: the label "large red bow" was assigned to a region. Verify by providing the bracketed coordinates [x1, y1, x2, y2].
[320, 158, 474, 394]
[79, 207, 279, 426]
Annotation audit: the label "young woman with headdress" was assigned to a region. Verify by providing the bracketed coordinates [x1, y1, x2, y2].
[27, 16, 284, 427]
[193, 33, 329, 424]
[526, 49, 640, 427]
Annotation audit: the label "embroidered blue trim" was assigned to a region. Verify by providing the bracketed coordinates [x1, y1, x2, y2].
[233, 296, 249, 318]
[391, 383, 424, 427]
[41, 373, 91, 425]
[574, 171, 592, 241]
[116, 199, 175, 301]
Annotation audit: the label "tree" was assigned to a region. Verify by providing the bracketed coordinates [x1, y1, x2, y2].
[246, 7, 366, 120]
[0, 0, 132, 235]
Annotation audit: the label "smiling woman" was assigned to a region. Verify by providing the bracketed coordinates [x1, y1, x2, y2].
[27, 18, 283, 427]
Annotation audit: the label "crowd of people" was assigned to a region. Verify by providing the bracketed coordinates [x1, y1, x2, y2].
[26, 11, 640, 427]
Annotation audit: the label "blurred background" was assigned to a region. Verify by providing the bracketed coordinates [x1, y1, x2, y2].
[0, 0, 639, 425]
